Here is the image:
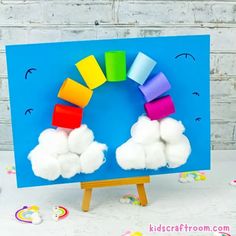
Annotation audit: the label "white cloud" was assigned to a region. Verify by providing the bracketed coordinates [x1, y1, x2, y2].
[116, 115, 191, 170]
[28, 125, 107, 181]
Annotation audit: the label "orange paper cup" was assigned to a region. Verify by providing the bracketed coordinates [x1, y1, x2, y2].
[58, 78, 93, 108]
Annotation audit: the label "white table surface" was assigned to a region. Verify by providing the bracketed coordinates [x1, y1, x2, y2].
[0, 150, 235, 236]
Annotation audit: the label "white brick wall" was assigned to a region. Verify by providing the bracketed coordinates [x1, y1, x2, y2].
[0, 0, 236, 150]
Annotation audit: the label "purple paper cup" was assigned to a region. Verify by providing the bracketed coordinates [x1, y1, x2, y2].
[139, 72, 171, 102]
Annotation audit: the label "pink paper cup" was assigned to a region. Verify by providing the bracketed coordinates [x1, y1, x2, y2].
[144, 95, 175, 120]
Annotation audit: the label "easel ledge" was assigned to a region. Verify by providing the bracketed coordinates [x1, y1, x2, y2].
[80, 176, 150, 212]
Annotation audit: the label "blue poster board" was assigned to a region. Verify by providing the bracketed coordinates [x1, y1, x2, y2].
[6, 35, 210, 188]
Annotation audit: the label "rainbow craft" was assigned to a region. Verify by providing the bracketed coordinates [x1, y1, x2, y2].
[53, 51, 175, 129]
[52, 206, 69, 221]
[120, 194, 141, 205]
[15, 205, 40, 224]
[179, 171, 206, 183]
[6, 35, 210, 187]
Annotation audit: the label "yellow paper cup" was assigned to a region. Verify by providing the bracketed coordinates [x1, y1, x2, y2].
[75, 55, 107, 89]
[58, 78, 93, 108]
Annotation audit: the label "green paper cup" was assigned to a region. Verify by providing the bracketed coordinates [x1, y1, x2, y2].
[105, 51, 126, 82]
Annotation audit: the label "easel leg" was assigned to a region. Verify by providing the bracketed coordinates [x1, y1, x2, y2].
[82, 188, 92, 212]
[136, 184, 148, 206]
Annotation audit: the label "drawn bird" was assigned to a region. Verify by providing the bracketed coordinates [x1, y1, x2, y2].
[25, 68, 37, 79]
[175, 53, 195, 61]
[25, 108, 33, 115]
[195, 117, 201, 122]
[192, 92, 200, 96]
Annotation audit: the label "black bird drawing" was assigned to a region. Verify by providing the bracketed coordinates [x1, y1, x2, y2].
[195, 117, 202, 122]
[25, 108, 34, 115]
[25, 68, 37, 79]
[192, 92, 200, 96]
[175, 53, 195, 61]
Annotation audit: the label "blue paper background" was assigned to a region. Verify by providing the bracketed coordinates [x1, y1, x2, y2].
[6, 35, 210, 188]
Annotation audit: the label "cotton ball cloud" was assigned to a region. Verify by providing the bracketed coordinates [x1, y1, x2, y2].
[116, 139, 146, 170]
[160, 117, 185, 143]
[116, 115, 191, 170]
[80, 142, 108, 174]
[131, 116, 160, 144]
[68, 125, 94, 154]
[165, 135, 191, 168]
[28, 125, 107, 181]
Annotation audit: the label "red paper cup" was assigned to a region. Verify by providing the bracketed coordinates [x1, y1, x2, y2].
[52, 104, 83, 129]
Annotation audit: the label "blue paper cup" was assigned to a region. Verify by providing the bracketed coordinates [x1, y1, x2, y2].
[127, 52, 157, 85]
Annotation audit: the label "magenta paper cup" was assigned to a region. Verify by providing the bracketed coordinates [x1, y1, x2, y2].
[144, 95, 175, 120]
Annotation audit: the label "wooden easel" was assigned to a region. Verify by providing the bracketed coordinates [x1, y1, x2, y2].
[80, 176, 150, 212]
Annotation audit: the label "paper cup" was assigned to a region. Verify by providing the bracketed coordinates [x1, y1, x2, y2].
[105, 51, 126, 82]
[58, 78, 93, 108]
[144, 95, 175, 120]
[139, 72, 171, 102]
[76, 55, 107, 89]
[52, 104, 83, 129]
[127, 52, 156, 85]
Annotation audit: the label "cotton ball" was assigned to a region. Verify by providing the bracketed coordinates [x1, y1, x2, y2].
[38, 128, 68, 154]
[160, 117, 185, 143]
[31, 152, 61, 181]
[57, 152, 81, 178]
[28, 144, 53, 160]
[68, 125, 94, 154]
[166, 135, 191, 168]
[116, 139, 146, 170]
[131, 116, 160, 144]
[144, 142, 167, 169]
[80, 142, 107, 174]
